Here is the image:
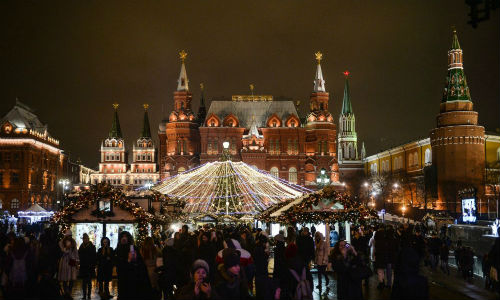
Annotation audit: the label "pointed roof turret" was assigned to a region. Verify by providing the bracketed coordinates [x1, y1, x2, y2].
[313, 51, 326, 92]
[177, 50, 189, 91]
[361, 142, 366, 160]
[141, 104, 152, 138]
[109, 103, 123, 138]
[451, 28, 461, 50]
[341, 71, 353, 115]
[442, 29, 471, 103]
[197, 83, 207, 125]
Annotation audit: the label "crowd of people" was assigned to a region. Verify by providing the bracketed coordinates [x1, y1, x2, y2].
[0, 221, 498, 300]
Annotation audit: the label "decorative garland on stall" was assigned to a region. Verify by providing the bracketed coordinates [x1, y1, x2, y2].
[52, 184, 170, 245]
[257, 186, 378, 225]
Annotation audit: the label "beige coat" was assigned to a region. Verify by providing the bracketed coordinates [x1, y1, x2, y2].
[314, 233, 328, 266]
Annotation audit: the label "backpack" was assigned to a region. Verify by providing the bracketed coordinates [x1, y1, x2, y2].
[9, 252, 27, 288]
[289, 267, 312, 300]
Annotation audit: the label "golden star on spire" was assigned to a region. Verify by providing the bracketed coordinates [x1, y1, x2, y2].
[200, 83, 204, 91]
[112, 103, 119, 110]
[249, 84, 255, 91]
[143, 103, 149, 110]
[179, 50, 187, 62]
[315, 51, 323, 64]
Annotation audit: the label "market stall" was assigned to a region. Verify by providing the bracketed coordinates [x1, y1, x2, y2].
[18, 203, 54, 224]
[52, 183, 168, 248]
[257, 186, 378, 243]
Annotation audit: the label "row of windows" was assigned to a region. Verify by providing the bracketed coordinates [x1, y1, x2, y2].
[0, 199, 19, 209]
[269, 167, 298, 184]
[134, 168, 152, 173]
[136, 154, 152, 161]
[0, 172, 19, 184]
[105, 154, 121, 161]
[370, 149, 433, 174]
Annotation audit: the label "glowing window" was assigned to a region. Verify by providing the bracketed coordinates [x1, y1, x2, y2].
[288, 167, 297, 184]
[270, 167, 279, 178]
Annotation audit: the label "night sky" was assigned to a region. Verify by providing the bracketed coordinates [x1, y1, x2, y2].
[1, 1, 498, 168]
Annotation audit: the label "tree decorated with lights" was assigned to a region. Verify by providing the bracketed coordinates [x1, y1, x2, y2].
[153, 143, 311, 216]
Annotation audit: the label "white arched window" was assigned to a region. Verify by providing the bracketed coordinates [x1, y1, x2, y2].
[270, 167, 279, 178]
[425, 149, 432, 165]
[11, 198, 19, 209]
[497, 147, 500, 161]
[288, 167, 297, 184]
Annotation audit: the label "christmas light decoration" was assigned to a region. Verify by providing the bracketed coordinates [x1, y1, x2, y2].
[153, 161, 311, 215]
[257, 185, 378, 225]
[52, 183, 172, 245]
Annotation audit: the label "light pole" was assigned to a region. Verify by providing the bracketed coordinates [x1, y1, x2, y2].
[402, 205, 406, 223]
[59, 179, 70, 207]
[316, 169, 330, 188]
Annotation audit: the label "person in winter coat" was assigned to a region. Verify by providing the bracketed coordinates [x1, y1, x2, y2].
[296, 227, 315, 290]
[97, 237, 114, 299]
[159, 238, 179, 300]
[196, 231, 217, 282]
[331, 240, 364, 300]
[140, 237, 161, 293]
[314, 231, 329, 289]
[58, 235, 79, 298]
[115, 231, 152, 300]
[177, 259, 219, 300]
[273, 234, 286, 281]
[214, 248, 251, 300]
[78, 233, 97, 299]
[4, 237, 33, 299]
[439, 240, 450, 275]
[215, 238, 254, 287]
[391, 246, 429, 300]
[253, 234, 273, 299]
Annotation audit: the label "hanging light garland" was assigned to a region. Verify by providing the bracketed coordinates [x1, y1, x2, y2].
[153, 161, 311, 215]
[52, 183, 172, 245]
[257, 185, 378, 225]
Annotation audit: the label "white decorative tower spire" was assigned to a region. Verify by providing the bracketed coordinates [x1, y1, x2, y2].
[177, 50, 189, 91]
[313, 51, 326, 92]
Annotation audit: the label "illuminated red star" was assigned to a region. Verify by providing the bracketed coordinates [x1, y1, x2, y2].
[343, 70, 350, 77]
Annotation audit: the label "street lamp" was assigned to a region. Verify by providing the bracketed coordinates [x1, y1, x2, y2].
[316, 169, 330, 188]
[221, 141, 231, 161]
[59, 179, 70, 207]
[402, 205, 407, 223]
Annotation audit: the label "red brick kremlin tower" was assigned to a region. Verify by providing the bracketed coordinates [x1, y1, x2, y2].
[304, 52, 339, 184]
[430, 29, 485, 212]
[159, 51, 200, 178]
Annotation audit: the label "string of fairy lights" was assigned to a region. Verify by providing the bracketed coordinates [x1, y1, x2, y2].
[153, 161, 311, 215]
[256, 185, 378, 225]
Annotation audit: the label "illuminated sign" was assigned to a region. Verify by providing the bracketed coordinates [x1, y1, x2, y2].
[462, 198, 476, 223]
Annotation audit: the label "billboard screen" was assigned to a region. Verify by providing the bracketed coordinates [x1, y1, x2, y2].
[461, 198, 477, 223]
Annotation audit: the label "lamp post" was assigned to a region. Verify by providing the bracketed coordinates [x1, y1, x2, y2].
[222, 141, 231, 161]
[59, 179, 70, 207]
[316, 169, 330, 188]
[402, 205, 407, 223]
[392, 182, 399, 211]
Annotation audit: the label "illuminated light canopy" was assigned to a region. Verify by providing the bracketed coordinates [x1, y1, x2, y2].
[153, 161, 311, 215]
